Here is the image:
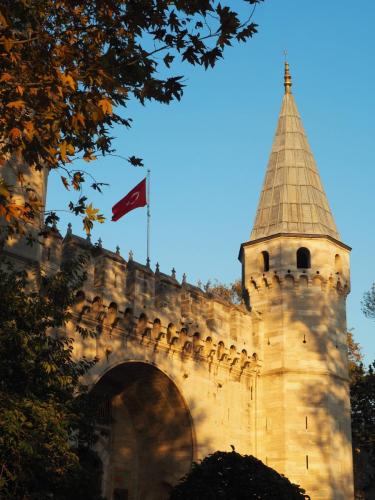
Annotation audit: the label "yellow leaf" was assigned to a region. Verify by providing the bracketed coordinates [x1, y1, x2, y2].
[61, 176, 70, 190]
[72, 172, 83, 190]
[9, 127, 22, 142]
[98, 98, 112, 115]
[85, 203, 105, 227]
[0, 11, 9, 28]
[71, 113, 85, 131]
[0, 72, 12, 82]
[76, 113, 85, 126]
[23, 121, 34, 141]
[3, 38, 14, 52]
[66, 143, 75, 155]
[85, 203, 99, 218]
[83, 153, 97, 162]
[0, 179, 10, 198]
[59, 73, 76, 91]
[17, 172, 25, 186]
[16, 85, 24, 96]
[6, 100, 25, 109]
[60, 141, 67, 162]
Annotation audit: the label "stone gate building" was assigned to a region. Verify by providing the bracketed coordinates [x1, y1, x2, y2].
[1, 63, 354, 499]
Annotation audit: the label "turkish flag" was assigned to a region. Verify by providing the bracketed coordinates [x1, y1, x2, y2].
[112, 178, 147, 221]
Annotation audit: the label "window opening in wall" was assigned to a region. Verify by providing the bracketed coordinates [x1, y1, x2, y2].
[335, 254, 343, 274]
[250, 386, 253, 400]
[260, 251, 270, 272]
[305, 416, 308, 430]
[306, 455, 309, 470]
[297, 247, 311, 269]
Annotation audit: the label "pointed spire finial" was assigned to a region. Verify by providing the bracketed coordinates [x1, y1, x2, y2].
[128, 250, 133, 261]
[115, 245, 120, 255]
[249, 57, 340, 242]
[284, 52, 292, 94]
[97, 237, 102, 248]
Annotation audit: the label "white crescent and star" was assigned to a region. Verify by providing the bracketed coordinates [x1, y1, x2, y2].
[126, 191, 140, 206]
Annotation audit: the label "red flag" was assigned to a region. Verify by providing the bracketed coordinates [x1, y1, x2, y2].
[112, 178, 147, 221]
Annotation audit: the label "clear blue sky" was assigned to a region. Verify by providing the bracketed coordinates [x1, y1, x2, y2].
[47, 0, 375, 364]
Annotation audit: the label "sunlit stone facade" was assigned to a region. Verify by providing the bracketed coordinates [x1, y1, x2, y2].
[0, 63, 354, 500]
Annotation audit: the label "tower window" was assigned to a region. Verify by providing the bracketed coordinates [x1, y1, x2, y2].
[297, 247, 311, 269]
[259, 251, 270, 272]
[335, 254, 343, 274]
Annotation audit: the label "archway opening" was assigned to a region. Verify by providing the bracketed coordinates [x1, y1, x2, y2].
[92, 362, 194, 500]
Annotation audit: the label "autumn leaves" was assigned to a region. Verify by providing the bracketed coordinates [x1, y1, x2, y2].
[0, 1, 263, 240]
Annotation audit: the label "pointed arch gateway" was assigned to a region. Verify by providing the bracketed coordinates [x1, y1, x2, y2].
[92, 362, 194, 500]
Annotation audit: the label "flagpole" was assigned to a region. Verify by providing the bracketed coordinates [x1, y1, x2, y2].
[146, 169, 151, 267]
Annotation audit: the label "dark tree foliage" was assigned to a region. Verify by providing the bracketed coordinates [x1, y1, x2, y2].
[169, 450, 309, 500]
[350, 360, 375, 499]
[0, 258, 103, 499]
[0, 0, 264, 236]
[362, 283, 375, 320]
[200, 279, 243, 305]
[347, 330, 363, 383]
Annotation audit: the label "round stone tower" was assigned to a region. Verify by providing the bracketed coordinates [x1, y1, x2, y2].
[239, 63, 354, 499]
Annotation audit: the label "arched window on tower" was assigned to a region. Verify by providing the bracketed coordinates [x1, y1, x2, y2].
[297, 247, 311, 269]
[335, 254, 343, 274]
[259, 251, 270, 272]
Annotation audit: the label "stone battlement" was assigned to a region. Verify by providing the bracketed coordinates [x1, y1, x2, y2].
[247, 269, 350, 295]
[50, 228, 261, 378]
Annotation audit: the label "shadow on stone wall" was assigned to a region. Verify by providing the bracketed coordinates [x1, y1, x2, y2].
[91, 362, 209, 500]
[266, 273, 353, 499]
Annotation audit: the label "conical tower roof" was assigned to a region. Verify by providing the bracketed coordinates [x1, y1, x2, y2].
[250, 62, 339, 241]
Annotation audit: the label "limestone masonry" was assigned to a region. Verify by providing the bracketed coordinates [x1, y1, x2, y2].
[1, 63, 354, 500]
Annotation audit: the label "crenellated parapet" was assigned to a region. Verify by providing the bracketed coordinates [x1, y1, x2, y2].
[246, 268, 350, 297]
[62, 230, 260, 381]
[70, 293, 260, 381]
